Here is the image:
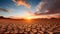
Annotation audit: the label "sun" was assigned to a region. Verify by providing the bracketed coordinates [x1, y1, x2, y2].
[26, 16, 32, 20]
[23, 16, 32, 20]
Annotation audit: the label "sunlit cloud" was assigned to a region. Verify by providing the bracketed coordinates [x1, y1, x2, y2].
[12, 0, 31, 9]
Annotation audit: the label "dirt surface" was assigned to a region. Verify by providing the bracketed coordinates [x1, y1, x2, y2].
[0, 19, 60, 34]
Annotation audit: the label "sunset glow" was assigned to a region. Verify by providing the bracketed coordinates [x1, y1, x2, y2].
[23, 15, 33, 20]
[24, 16, 33, 20]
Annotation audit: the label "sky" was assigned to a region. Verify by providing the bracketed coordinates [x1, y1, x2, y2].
[0, 0, 41, 17]
[0, 0, 60, 18]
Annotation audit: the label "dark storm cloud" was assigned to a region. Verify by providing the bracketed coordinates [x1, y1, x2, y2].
[0, 8, 8, 12]
[35, 0, 60, 15]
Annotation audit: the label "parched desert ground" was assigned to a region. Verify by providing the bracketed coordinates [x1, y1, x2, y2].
[0, 19, 60, 34]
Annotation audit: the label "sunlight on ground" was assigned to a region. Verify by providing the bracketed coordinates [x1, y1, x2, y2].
[23, 16, 33, 24]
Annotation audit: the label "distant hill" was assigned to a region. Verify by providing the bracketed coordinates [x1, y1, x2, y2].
[0, 16, 5, 19]
[0, 16, 60, 20]
[0, 16, 11, 19]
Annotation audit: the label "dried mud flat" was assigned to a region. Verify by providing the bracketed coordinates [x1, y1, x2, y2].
[0, 19, 60, 34]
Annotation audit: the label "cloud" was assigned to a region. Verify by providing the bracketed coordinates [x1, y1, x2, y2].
[12, 0, 31, 8]
[0, 8, 14, 12]
[0, 8, 8, 12]
[35, 0, 60, 15]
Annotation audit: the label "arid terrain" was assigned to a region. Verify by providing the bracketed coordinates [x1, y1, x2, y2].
[0, 18, 60, 34]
